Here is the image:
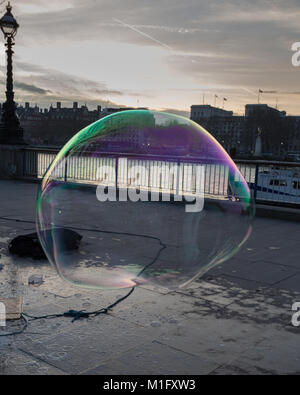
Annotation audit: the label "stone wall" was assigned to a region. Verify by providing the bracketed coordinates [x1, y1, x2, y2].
[0, 145, 25, 179]
[21, 119, 92, 146]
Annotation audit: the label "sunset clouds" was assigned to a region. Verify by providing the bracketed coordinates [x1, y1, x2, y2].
[1, 0, 299, 115]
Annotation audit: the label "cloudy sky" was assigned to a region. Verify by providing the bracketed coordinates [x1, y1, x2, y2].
[1, 0, 300, 115]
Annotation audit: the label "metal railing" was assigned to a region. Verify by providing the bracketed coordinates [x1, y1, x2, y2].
[23, 146, 58, 179]
[22, 147, 231, 199]
[21, 147, 300, 206]
[235, 159, 300, 206]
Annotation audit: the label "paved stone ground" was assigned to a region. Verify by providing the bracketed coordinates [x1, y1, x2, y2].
[0, 180, 300, 375]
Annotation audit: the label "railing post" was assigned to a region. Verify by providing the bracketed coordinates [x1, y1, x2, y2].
[22, 148, 26, 177]
[176, 159, 180, 197]
[64, 157, 68, 182]
[115, 157, 119, 189]
[253, 163, 259, 202]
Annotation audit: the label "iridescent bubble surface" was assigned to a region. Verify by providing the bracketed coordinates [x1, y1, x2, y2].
[37, 110, 254, 290]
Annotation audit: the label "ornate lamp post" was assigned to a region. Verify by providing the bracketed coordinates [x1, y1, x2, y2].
[0, 2, 25, 144]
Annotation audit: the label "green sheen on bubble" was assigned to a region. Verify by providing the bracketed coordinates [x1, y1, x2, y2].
[37, 110, 254, 290]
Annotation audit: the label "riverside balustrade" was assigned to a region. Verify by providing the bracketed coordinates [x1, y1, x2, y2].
[3, 146, 300, 206]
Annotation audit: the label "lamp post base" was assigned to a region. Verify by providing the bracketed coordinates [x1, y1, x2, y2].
[0, 99, 27, 145]
[0, 123, 26, 145]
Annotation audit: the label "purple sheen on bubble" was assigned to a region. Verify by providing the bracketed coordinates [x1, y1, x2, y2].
[36, 110, 254, 290]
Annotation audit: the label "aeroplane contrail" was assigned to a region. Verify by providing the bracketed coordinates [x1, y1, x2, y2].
[261, 90, 300, 95]
[113, 18, 173, 51]
[242, 87, 300, 95]
[241, 87, 257, 96]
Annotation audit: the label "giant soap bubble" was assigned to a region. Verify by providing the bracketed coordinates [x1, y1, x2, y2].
[37, 110, 254, 290]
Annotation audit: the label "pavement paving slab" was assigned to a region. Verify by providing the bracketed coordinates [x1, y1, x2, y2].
[0, 180, 300, 375]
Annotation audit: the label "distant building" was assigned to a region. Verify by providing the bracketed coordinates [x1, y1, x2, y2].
[190, 105, 233, 121]
[190, 105, 243, 155]
[190, 103, 300, 158]
[15, 101, 103, 122]
[93, 109, 154, 153]
[100, 107, 148, 117]
[9, 102, 149, 146]
[245, 104, 286, 118]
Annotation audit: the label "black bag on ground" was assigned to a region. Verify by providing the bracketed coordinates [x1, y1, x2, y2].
[8, 228, 82, 260]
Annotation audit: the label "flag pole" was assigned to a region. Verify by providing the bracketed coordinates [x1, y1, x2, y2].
[214, 95, 218, 107]
[258, 89, 262, 104]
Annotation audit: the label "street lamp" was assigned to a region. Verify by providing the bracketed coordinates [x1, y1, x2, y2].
[0, 2, 25, 144]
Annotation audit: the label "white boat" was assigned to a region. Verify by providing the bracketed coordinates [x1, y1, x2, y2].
[249, 168, 300, 203]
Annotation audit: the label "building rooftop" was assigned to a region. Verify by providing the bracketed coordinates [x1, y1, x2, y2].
[190, 105, 233, 119]
[245, 104, 286, 117]
[0, 180, 300, 375]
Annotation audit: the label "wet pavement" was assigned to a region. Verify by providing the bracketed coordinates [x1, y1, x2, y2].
[0, 180, 300, 375]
